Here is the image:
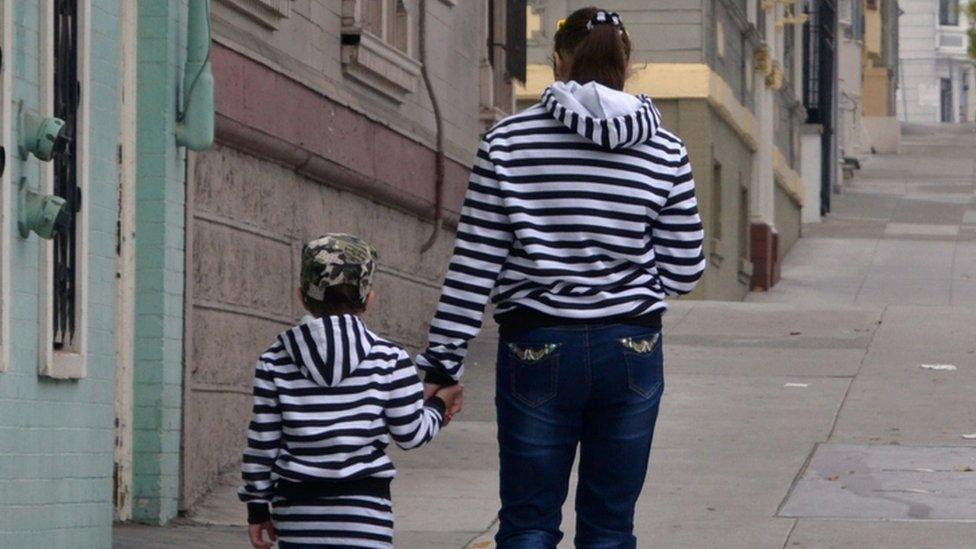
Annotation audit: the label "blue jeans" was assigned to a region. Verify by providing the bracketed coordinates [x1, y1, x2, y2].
[495, 324, 664, 549]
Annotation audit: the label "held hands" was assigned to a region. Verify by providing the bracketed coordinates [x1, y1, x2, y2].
[425, 382, 464, 425]
[249, 521, 277, 549]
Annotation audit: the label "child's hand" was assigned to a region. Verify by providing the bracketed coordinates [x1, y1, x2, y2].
[249, 521, 277, 548]
[436, 384, 464, 425]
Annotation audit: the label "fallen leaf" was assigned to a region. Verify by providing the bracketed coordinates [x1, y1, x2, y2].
[790, 331, 801, 336]
[826, 475, 839, 481]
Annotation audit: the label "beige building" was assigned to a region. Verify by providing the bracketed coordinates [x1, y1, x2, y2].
[180, 0, 520, 512]
[861, 0, 901, 153]
[521, 1, 806, 299]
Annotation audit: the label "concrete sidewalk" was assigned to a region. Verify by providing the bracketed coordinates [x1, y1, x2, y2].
[114, 125, 976, 548]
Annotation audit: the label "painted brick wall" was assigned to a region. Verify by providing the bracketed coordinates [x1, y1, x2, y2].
[0, 0, 120, 546]
[130, 0, 187, 525]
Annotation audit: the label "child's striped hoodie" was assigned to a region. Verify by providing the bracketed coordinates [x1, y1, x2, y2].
[238, 314, 444, 524]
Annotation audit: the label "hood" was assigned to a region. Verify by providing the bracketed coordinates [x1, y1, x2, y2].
[278, 314, 375, 387]
[542, 81, 662, 150]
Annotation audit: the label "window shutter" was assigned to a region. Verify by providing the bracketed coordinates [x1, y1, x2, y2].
[505, 0, 527, 83]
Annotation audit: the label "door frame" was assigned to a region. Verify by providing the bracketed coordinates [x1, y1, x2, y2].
[113, 0, 138, 521]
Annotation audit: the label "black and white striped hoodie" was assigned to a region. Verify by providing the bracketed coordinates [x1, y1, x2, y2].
[419, 81, 705, 383]
[239, 314, 444, 523]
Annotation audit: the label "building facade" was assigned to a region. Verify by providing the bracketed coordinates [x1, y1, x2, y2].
[1, 0, 212, 542]
[522, 0, 806, 299]
[862, 0, 901, 153]
[179, 0, 520, 513]
[899, 0, 976, 123]
[0, 0, 123, 545]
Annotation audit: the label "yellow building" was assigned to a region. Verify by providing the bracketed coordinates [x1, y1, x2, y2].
[862, 0, 901, 152]
[520, 1, 809, 299]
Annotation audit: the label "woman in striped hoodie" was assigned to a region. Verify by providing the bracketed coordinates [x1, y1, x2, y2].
[418, 8, 705, 548]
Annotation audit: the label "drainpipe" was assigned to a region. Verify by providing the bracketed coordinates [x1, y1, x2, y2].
[175, 0, 215, 150]
[419, 0, 447, 254]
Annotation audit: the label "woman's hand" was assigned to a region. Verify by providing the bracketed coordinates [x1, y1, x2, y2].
[425, 382, 464, 422]
[249, 521, 277, 548]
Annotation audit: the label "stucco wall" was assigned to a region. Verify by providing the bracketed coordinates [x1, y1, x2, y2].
[657, 98, 752, 302]
[527, 0, 705, 66]
[210, 0, 484, 165]
[0, 0, 120, 545]
[774, 183, 802, 262]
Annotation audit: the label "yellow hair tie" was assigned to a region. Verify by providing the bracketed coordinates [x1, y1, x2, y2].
[556, 18, 566, 31]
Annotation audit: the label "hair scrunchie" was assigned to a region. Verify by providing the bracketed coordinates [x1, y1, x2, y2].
[586, 10, 624, 34]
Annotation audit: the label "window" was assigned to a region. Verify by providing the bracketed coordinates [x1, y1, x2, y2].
[216, 0, 292, 29]
[52, 0, 81, 351]
[41, 0, 88, 378]
[340, 0, 421, 102]
[709, 161, 723, 266]
[738, 184, 750, 279]
[940, 78, 954, 122]
[711, 162, 724, 243]
[362, 0, 410, 54]
[481, 0, 526, 125]
[940, 0, 959, 26]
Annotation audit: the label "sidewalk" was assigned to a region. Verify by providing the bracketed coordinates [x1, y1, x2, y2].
[114, 125, 976, 548]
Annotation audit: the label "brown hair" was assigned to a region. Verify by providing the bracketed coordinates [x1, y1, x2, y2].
[302, 284, 368, 317]
[553, 7, 632, 91]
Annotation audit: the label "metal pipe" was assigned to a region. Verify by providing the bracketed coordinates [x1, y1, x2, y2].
[175, 0, 214, 150]
[419, 0, 447, 254]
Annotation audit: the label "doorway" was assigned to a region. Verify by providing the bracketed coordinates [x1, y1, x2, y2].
[940, 77, 953, 123]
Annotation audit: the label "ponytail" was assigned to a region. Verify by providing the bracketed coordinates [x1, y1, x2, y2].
[553, 8, 632, 91]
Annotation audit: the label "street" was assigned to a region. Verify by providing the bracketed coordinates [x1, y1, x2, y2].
[114, 124, 976, 548]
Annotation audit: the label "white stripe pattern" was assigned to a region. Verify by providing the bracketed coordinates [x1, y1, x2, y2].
[272, 495, 395, 548]
[239, 315, 443, 506]
[418, 85, 705, 382]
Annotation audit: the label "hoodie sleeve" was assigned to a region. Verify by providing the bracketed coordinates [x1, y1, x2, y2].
[384, 350, 446, 450]
[653, 143, 706, 296]
[417, 139, 514, 383]
[238, 352, 283, 524]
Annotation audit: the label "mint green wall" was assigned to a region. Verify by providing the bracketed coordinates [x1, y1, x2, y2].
[0, 0, 120, 547]
[131, 0, 187, 524]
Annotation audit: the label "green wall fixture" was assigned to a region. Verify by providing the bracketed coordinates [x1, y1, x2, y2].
[175, 0, 214, 150]
[18, 106, 68, 162]
[17, 177, 67, 239]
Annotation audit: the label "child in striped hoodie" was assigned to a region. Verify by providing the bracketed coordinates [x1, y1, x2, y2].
[239, 234, 462, 549]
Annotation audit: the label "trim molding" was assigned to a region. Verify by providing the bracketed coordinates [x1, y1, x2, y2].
[215, 114, 462, 227]
[0, 0, 12, 372]
[517, 63, 759, 152]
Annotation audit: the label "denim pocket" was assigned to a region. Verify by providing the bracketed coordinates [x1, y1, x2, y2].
[507, 343, 560, 408]
[620, 334, 663, 400]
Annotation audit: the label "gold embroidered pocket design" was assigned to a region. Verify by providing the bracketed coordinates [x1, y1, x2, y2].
[619, 334, 660, 354]
[508, 343, 560, 363]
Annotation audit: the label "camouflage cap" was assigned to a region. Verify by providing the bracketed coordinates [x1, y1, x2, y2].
[300, 234, 379, 304]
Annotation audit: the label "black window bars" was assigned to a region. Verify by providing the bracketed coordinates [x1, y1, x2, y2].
[52, 0, 81, 350]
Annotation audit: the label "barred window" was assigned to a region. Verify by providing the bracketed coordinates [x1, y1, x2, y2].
[52, 0, 81, 350]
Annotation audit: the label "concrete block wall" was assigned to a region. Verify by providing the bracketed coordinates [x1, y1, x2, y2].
[0, 0, 121, 546]
[182, 144, 458, 509]
[130, 0, 187, 525]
